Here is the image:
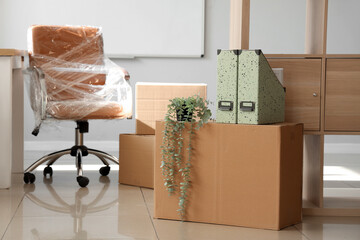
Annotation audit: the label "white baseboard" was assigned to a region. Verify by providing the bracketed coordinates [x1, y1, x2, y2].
[24, 141, 360, 154]
[24, 141, 118, 152]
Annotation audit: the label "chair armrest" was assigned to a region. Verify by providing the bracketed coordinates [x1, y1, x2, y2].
[118, 66, 130, 81]
[29, 66, 47, 120]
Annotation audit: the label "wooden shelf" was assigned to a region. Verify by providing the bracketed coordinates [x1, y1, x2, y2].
[326, 54, 360, 59]
[305, 190, 360, 216]
[303, 207, 360, 217]
[325, 59, 360, 131]
[323, 197, 360, 209]
[265, 54, 323, 59]
[304, 131, 322, 135]
[0, 49, 25, 56]
[266, 54, 360, 59]
[324, 131, 360, 135]
[230, 0, 360, 217]
[268, 58, 322, 131]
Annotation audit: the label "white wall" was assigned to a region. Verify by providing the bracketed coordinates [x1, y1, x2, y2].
[249, 0, 306, 54]
[24, 0, 230, 142]
[23, 0, 360, 146]
[0, 0, 205, 58]
[327, 0, 360, 54]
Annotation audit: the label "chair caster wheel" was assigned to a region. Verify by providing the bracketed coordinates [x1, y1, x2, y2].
[24, 172, 36, 184]
[99, 166, 110, 176]
[77, 176, 89, 188]
[43, 166, 53, 177]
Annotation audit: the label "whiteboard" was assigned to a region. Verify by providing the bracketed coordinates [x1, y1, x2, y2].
[0, 0, 205, 58]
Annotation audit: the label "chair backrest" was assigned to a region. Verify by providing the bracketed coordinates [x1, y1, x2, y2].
[28, 25, 106, 101]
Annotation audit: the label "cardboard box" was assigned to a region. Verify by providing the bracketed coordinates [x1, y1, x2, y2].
[217, 49, 285, 124]
[135, 82, 207, 134]
[119, 134, 155, 188]
[154, 121, 303, 230]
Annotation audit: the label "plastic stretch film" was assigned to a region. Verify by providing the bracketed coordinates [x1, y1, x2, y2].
[25, 25, 132, 135]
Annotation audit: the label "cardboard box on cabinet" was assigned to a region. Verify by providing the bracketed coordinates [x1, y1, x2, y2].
[119, 134, 155, 188]
[154, 121, 303, 230]
[135, 82, 207, 134]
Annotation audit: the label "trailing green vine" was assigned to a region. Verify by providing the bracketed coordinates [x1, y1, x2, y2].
[160, 95, 211, 219]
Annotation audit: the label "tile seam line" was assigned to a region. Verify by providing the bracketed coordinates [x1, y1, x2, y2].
[1, 192, 26, 240]
[140, 187, 160, 240]
[294, 224, 312, 240]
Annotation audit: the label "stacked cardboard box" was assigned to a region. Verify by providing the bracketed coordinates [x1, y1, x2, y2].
[119, 83, 207, 188]
[154, 121, 303, 230]
[119, 134, 155, 188]
[135, 82, 207, 134]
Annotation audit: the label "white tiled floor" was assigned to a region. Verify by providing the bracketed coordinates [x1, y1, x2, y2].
[0, 170, 359, 240]
[0, 150, 359, 239]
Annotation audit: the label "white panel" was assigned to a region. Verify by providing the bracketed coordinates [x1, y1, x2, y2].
[0, 57, 13, 188]
[0, 0, 204, 57]
[249, 0, 306, 54]
[327, 0, 360, 54]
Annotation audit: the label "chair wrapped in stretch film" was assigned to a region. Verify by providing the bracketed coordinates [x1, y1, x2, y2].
[24, 25, 132, 187]
[27, 25, 132, 133]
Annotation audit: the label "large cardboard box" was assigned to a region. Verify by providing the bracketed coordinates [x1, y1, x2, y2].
[154, 121, 303, 230]
[119, 134, 155, 188]
[217, 49, 285, 124]
[136, 82, 207, 134]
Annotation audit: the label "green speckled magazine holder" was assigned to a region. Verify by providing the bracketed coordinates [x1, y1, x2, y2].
[216, 49, 285, 124]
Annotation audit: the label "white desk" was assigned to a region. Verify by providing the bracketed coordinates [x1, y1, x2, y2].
[0, 49, 24, 189]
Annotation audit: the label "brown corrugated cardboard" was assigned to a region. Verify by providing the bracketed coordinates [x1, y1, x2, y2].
[154, 121, 303, 230]
[119, 134, 155, 188]
[135, 83, 207, 134]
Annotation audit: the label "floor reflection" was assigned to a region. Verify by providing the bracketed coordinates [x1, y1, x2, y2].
[22, 175, 118, 239]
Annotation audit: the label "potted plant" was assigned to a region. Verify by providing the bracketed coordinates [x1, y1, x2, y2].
[160, 95, 211, 218]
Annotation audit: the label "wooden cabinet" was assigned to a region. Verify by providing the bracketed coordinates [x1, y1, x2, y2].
[325, 59, 360, 131]
[230, 0, 360, 216]
[268, 59, 321, 130]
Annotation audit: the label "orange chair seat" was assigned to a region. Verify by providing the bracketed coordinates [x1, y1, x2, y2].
[29, 25, 106, 101]
[47, 101, 127, 120]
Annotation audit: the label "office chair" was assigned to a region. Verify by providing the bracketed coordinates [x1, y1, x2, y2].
[24, 25, 132, 187]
